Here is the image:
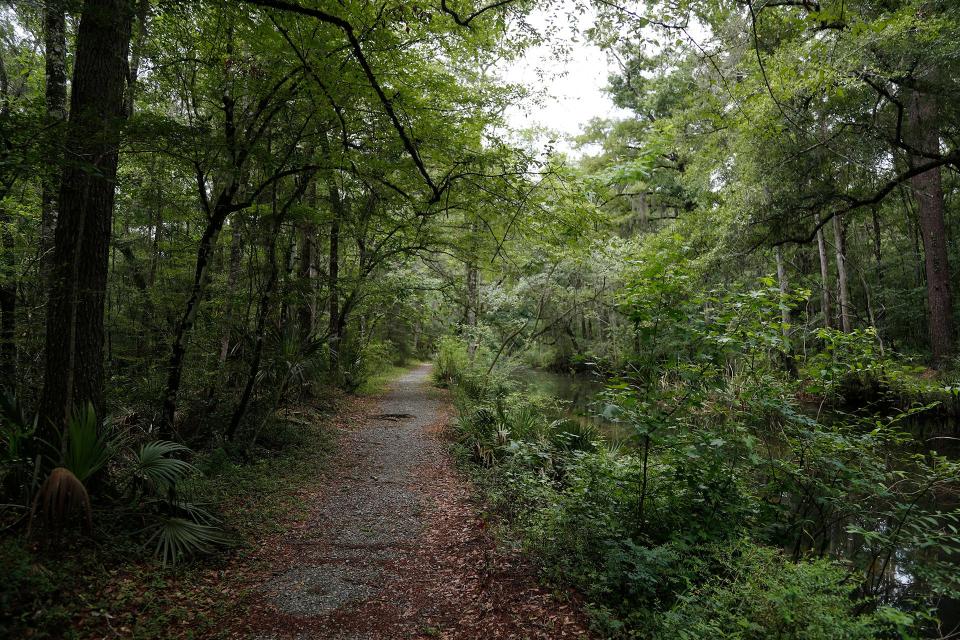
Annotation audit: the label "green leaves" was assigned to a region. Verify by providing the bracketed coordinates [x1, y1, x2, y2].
[133, 440, 195, 493]
[149, 516, 231, 566]
[126, 440, 230, 564]
[62, 403, 115, 483]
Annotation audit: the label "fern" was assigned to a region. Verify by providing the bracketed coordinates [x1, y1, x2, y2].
[132, 441, 229, 564]
[550, 418, 600, 452]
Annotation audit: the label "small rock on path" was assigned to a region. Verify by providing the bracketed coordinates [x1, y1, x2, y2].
[239, 364, 591, 639]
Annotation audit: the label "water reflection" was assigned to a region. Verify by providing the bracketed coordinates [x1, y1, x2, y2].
[510, 366, 960, 634]
[509, 366, 631, 440]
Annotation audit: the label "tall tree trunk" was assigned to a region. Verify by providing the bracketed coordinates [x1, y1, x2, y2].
[125, 0, 150, 118]
[814, 213, 832, 330]
[161, 201, 232, 432]
[327, 215, 340, 371]
[908, 87, 953, 365]
[40, 0, 133, 432]
[0, 203, 15, 387]
[318, 131, 345, 374]
[161, 25, 241, 433]
[297, 181, 318, 342]
[465, 261, 478, 360]
[228, 176, 313, 440]
[775, 246, 790, 339]
[465, 218, 479, 361]
[0, 55, 15, 386]
[871, 207, 883, 289]
[218, 224, 243, 365]
[41, 0, 67, 280]
[832, 215, 851, 333]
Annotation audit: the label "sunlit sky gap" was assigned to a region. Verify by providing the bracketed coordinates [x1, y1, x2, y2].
[498, 4, 630, 156]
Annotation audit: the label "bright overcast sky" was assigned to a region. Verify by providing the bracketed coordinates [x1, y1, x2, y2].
[497, 5, 631, 156]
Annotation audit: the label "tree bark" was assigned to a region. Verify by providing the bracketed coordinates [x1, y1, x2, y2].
[832, 215, 851, 332]
[0, 203, 15, 387]
[465, 218, 479, 361]
[318, 131, 344, 373]
[40, 0, 133, 432]
[0, 55, 15, 386]
[41, 0, 67, 280]
[327, 213, 340, 371]
[125, 0, 150, 118]
[871, 207, 883, 289]
[161, 199, 233, 431]
[218, 224, 244, 365]
[775, 246, 790, 340]
[908, 87, 953, 365]
[297, 180, 318, 342]
[465, 260, 478, 360]
[814, 213, 832, 330]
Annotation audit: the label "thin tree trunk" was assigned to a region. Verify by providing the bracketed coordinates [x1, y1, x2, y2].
[775, 246, 790, 339]
[41, 0, 67, 281]
[871, 207, 883, 289]
[40, 0, 133, 432]
[297, 180, 318, 341]
[465, 261, 478, 360]
[219, 225, 243, 365]
[125, 0, 150, 118]
[0, 203, 15, 387]
[908, 86, 953, 365]
[815, 213, 832, 330]
[161, 24, 239, 433]
[161, 202, 232, 432]
[832, 215, 851, 332]
[296, 223, 316, 338]
[465, 218, 479, 361]
[319, 131, 344, 373]
[327, 214, 340, 371]
[0, 55, 15, 386]
[228, 175, 313, 440]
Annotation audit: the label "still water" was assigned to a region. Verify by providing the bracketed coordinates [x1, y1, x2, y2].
[510, 366, 960, 633]
[508, 367, 630, 440]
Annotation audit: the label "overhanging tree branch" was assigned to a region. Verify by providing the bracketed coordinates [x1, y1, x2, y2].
[768, 150, 960, 247]
[239, 0, 442, 202]
[440, 0, 519, 28]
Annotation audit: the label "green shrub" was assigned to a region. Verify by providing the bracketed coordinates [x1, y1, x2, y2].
[338, 337, 395, 392]
[655, 541, 886, 640]
[434, 335, 469, 387]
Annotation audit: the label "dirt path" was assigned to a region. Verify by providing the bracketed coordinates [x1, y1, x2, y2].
[237, 364, 590, 639]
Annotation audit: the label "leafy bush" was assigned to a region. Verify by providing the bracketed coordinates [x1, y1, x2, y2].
[434, 335, 469, 387]
[62, 403, 117, 483]
[805, 328, 892, 404]
[446, 353, 955, 638]
[655, 541, 885, 640]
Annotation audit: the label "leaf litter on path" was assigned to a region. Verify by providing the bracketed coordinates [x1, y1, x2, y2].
[233, 364, 592, 639]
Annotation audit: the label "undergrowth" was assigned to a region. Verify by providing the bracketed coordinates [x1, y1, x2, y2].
[438, 322, 960, 639]
[0, 402, 336, 640]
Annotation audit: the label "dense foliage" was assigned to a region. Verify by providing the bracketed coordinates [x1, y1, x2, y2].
[2, 0, 960, 637]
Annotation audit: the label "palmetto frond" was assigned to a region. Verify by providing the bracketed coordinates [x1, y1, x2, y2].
[133, 440, 195, 492]
[149, 516, 231, 566]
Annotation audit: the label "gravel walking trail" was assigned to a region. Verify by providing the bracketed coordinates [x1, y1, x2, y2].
[239, 364, 590, 639]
